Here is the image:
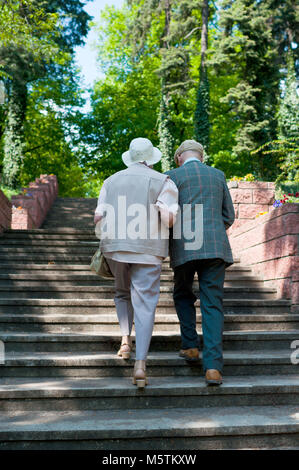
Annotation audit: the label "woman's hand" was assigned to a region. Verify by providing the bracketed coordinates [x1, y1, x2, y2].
[94, 214, 102, 224]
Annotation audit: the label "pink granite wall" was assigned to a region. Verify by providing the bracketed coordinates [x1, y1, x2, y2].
[227, 181, 275, 233]
[10, 175, 58, 230]
[229, 203, 299, 312]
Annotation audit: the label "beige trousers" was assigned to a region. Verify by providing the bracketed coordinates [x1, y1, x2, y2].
[107, 259, 162, 360]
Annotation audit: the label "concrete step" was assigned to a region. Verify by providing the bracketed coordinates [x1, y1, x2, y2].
[0, 375, 298, 411]
[0, 279, 263, 289]
[3, 229, 96, 235]
[0, 255, 98, 264]
[0, 272, 265, 284]
[1, 330, 298, 353]
[40, 220, 95, 225]
[0, 350, 297, 378]
[0, 263, 247, 273]
[1, 233, 97, 240]
[0, 313, 296, 332]
[0, 298, 290, 316]
[0, 240, 100, 246]
[0, 247, 97, 253]
[0, 264, 174, 274]
[0, 285, 278, 300]
[1, 405, 297, 450]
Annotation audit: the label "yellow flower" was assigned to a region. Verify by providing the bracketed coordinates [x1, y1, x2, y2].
[230, 176, 243, 181]
[244, 173, 255, 181]
[255, 211, 268, 218]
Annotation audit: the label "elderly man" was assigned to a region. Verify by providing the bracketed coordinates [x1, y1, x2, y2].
[165, 139, 235, 385]
[94, 137, 178, 388]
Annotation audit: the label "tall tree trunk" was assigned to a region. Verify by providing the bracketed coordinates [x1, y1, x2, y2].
[2, 81, 27, 188]
[158, 0, 175, 172]
[194, 0, 210, 152]
[159, 78, 175, 172]
[200, 0, 208, 81]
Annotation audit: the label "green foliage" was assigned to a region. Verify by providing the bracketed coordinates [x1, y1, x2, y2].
[210, 0, 280, 159]
[2, 81, 27, 187]
[194, 0, 210, 151]
[80, 53, 161, 177]
[86, 0, 298, 181]
[207, 68, 240, 159]
[211, 150, 253, 179]
[2, 0, 298, 193]
[0, 183, 21, 200]
[0, 0, 62, 80]
[20, 60, 88, 197]
[0, 0, 91, 189]
[158, 81, 176, 172]
[251, 139, 299, 182]
[0, 0, 66, 187]
[123, 0, 203, 167]
[194, 76, 210, 150]
[275, 181, 299, 200]
[277, 59, 299, 141]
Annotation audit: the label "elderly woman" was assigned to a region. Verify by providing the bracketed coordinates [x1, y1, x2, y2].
[94, 137, 178, 388]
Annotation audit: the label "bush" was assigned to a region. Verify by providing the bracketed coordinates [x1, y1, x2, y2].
[275, 180, 299, 201]
[212, 150, 254, 178]
[0, 182, 21, 200]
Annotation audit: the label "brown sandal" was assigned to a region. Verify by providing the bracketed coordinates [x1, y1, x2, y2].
[117, 336, 132, 359]
[117, 343, 131, 359]
[132, 360, 148, 388]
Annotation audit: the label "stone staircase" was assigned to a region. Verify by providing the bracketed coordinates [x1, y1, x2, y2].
[0, 197, 298, 450]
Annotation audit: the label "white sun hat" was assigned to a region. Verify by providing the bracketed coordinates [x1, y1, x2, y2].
[122, 137, 162, 167]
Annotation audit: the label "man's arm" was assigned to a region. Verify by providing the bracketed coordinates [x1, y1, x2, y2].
[222, 177, 235, 229]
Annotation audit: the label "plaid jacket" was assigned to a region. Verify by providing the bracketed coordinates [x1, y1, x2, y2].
[165, 160, 235, 268]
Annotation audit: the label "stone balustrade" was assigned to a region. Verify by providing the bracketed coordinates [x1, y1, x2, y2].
[9, 175, 58, 230]
[229, 203, 299, 313]
[227, 180, 276, 232]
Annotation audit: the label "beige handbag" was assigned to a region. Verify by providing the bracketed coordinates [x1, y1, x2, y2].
[90, 249, 114, 280]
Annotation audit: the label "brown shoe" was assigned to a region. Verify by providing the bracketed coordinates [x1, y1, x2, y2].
[117, 335, 132, 359]
[179, 348, 199, 362]
[132, 360, 148, 389]
[205, 369, 222, 386]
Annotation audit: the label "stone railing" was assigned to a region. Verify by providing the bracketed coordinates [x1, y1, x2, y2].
[0, 190, 12, 234]
[229, 203, 299, 313]
[227, 180, 275, 232]
[0, 175, 58, 231]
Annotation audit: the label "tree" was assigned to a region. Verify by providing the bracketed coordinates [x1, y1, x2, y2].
[210, 0, 280, 162]
[80, 56, 161, 180]
[194, 0, 210, 152]
[0, 0, 62, 187]
[0, 0, 91, 188]
[20, 59, 88, 196]
[277, 59, 299, 141]
[157, 0, 175, 172]
[267, 0, 299, 76]
[127, 0, 200, 170]
[208, 0, 299, 179]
